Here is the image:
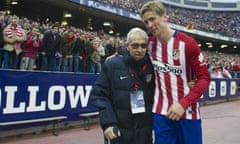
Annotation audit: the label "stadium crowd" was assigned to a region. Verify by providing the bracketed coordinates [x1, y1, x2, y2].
[203, 51, 239, 78]
[97, 0, 240, 38]
[0, 2, 239, 78]
[0, 11, 125, 73]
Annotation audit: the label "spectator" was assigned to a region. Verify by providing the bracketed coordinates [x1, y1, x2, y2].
[39, 23, 61, 71]
[96, 37, 106, 66]
[20, 27, 43, 70]
[72, 31, 85, 73]
[0, 11, 5, 67]
[58, 29, 76, 72]
[81, 33, 92, 72]
[231, 61, 239, 78]
[3, 15, 26, 69]
[210, 66, 232, 79]
[90, 37, 102, 73]
[222, 67, 232, 79]
[105, 38, 116, 57]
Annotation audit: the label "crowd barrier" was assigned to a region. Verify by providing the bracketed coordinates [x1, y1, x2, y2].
[200, 78, 240, 103]
[0, 69, 98, 131]
[0, 69, 239, 132]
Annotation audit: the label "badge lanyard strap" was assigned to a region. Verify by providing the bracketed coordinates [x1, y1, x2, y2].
[129, 63, 147, 91]
[129, 70, 138, 90]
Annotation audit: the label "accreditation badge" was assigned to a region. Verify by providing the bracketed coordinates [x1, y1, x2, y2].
[130, 91, 146, 114]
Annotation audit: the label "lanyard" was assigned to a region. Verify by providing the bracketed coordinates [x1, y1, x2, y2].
[129, 70, 138, 90]
[129, 63, 147, 90]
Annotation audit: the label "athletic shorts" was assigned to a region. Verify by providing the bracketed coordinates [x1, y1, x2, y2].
[153, 113, 202, 144]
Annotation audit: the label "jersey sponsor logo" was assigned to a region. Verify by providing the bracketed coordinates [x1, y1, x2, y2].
[152, 60, 183, 75]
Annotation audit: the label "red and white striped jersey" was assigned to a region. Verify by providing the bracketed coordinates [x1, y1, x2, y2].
[148, 31, 210, 120]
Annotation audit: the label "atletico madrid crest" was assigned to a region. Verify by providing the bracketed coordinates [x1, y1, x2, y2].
[172, 49, 180, 60]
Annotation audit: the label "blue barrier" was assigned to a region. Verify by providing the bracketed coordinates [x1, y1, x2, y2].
[200, 78, 240, 103]
[0, 69, 239, 131]
[0, 69, 98, 130]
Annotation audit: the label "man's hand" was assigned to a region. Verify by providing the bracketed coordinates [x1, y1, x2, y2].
[188, 80, 196, 89]
[166, 103, 185, 120]
[41, 52, 46, 56]
[104, 126, 121, 140]
[105, 52, 119, 62]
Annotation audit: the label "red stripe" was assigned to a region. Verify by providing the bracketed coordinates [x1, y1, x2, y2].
[173, 39, 186, 118]
[162, 43, 173, 110]
[191, 103, 197, 119]
[151, 38, 163, 113]
[156, 73, 162, 113]
[141, 63, 147, 72]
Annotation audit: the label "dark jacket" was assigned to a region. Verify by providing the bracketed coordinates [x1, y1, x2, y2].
[0, 26, 3, 48]
[59, 35, 76, 56]
[40, 31, 61, 56]
[91, 50, 154, 144]
[72, 38, 85, 56]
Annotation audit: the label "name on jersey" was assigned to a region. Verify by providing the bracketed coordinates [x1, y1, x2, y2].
[152, 60, 183, 75]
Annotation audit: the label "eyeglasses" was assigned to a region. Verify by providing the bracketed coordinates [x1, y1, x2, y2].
[130, 43, 148, 49]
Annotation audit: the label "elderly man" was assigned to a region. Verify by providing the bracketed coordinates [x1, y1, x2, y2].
[91, 27, 155, 144]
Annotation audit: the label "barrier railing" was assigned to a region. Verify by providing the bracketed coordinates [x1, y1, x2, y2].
[200, 78, 240, 104]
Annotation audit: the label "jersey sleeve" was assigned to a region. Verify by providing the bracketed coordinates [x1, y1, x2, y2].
[179, 37, 210, 109]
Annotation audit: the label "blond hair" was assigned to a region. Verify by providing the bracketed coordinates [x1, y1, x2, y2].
[139, 1, 166, 18]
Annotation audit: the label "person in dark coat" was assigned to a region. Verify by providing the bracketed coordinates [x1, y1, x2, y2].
[72, 31, 85, 73]
[91, 27, 155, 144]
[0, 14, 4, 67]
[39, 24, 61, 71]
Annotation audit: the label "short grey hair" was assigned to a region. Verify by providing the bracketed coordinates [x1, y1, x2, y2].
[126, 27, 148, 44]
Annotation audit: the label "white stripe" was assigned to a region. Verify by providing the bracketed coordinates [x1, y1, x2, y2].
[160, 71, 168, 115]
[186, 107, 192, 119]
[179, 41, 189, 96]
[152, 76, 159, 113]
[157, 41, 168, 115]
[152, 40, 169, 114]
[196, 102, 200, 119]
[167, 39, 179, 104]
[152, 41, 160, 113]
[179, 41, 193, 119]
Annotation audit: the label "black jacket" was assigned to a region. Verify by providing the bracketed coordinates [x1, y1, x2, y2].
[0, 26, 3, 48]
[72, 38, 85, 55]
[40, 31, 61, 56]
[91, 50, 154, 144]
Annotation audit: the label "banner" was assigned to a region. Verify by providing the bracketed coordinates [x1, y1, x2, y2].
[200, 78, 240, 102]
[0, 70, 98, 123]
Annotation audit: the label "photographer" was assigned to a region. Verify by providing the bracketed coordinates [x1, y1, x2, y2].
[20, 27, 42, 70]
